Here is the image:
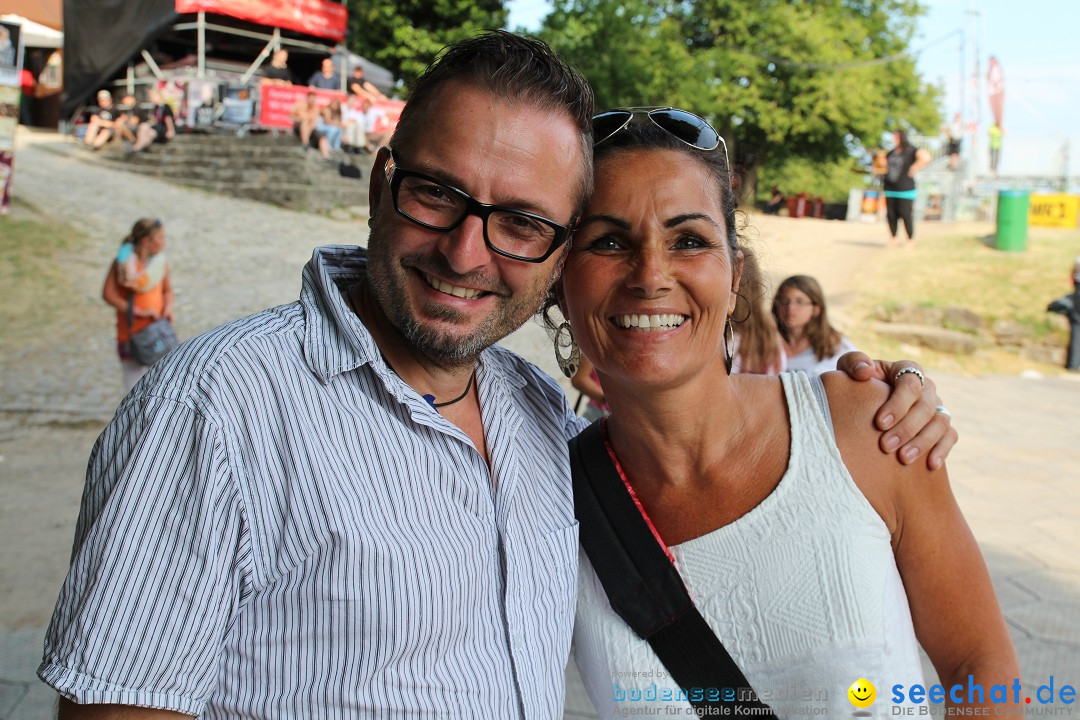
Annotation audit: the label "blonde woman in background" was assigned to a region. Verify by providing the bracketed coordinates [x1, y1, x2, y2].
[101, 218, 174, 392]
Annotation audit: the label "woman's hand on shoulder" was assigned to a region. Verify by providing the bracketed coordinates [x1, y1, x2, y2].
[819, 370, 920, 534]
[835, 353, 956, 469]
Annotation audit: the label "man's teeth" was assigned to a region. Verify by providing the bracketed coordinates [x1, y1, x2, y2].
[424, 273, 481, 299]
[614, 314, 687, 331]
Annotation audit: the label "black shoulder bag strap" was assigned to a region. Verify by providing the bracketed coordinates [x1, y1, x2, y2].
[570, 421, 777, 718]
[125, 291, 136, 337]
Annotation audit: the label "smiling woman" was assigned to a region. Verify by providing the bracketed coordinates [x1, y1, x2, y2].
[564, 147, 737, 387]
[551, 110, 1017, 719]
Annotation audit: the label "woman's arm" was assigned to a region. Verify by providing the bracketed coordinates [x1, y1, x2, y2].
[890, 466, 1019, 711]
[102, 262, 128, 313]
[363, 80, 388, 101]
[911, 148, 932, 175]
[823, 373, 1019, 712]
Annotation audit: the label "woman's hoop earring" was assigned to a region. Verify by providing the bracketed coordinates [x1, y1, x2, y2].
[554, 322, 580, 378]
[723, 317, 735, 375]
[732, 291, 751, 323]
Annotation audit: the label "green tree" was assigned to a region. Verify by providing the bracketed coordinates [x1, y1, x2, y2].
[346, 0, 508, 89]
[540, 0, 941, 199]
[757, 156, 868, 204]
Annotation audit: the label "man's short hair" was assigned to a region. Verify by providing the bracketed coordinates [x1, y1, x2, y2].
[391, 31, 595, 214]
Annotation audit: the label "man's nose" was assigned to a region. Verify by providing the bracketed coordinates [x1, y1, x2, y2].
[437, 213, 492, 274]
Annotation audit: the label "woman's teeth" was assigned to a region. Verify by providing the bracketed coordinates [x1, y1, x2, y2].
[613, 314, 687, 331]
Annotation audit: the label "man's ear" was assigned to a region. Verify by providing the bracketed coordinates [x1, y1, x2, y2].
[367, 146, 392, 218]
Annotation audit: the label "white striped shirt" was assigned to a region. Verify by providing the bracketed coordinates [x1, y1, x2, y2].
[40, 246, 586, 719]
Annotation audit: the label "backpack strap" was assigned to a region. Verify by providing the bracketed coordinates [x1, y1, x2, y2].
[570, 421, 777, 717]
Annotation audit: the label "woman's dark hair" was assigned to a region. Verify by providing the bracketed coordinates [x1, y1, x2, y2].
[390, 31, 595, 212]
[895, 130, 910, 151]
[732, 249, 782, 374]
[540, 116, 743, 336]
[772, 274, 842, 361]
[123, 217, 161, 248]
[591, 120, 738, 250]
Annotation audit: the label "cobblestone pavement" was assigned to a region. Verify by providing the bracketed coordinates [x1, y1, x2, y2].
[2, 130, 1078, 720]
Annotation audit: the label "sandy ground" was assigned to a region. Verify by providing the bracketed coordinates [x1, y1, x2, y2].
[2, 128, 1078, 719]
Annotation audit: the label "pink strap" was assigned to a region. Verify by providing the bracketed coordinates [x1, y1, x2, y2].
[600, 418, 676, 564]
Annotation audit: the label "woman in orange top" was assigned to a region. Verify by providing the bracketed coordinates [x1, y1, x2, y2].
[102, 218, 174, 392]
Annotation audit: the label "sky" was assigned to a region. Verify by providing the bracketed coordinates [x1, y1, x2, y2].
[506, 0, 1080, 178]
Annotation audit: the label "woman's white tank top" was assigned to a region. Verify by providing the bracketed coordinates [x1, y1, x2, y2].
[573, 372, 925, 718]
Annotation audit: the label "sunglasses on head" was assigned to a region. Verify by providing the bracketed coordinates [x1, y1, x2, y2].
[592, 106, 726, 158]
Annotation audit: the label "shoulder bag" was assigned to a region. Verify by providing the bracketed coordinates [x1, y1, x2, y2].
[127, 294, 178, 366]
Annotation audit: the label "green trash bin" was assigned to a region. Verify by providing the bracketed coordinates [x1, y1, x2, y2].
[995, 189, 1030, 252]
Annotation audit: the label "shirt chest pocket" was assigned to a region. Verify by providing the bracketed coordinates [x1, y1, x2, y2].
[536, 522, 580, 617]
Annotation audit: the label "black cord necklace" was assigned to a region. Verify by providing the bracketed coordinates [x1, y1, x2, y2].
[424, 372, 475, 408]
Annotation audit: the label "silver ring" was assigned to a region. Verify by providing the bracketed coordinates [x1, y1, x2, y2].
[894, 366, 925, 387]
[934, 405, 952, 420]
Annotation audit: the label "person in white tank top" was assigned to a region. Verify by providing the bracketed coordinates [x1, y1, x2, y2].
[554, 109, 1017, 718]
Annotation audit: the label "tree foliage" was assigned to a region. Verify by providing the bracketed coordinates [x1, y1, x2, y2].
[757, 155, 868, 204]
[346, 0, 508, 89]
[539, 0, 942, 196]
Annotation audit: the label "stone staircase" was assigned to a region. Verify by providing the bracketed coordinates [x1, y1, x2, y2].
[97, 132, 373, 216]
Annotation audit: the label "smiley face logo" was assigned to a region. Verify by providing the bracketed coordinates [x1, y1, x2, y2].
[848, 678, 876, 708]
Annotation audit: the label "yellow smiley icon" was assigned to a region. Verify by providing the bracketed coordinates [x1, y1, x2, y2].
[848, 678, 876, 709]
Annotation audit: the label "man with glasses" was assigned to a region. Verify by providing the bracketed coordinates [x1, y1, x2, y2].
[41, 32, 952, 719]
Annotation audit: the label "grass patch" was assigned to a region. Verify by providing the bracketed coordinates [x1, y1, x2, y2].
[851, 225, 1078, 374]
[0, 211, 86, 343]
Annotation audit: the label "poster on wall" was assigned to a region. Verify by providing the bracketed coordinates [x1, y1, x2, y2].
[0, 20, 23, 87]
[221, 85, 254, 125]
[0, 19, 23, 215]
[186, 80, 220, 128]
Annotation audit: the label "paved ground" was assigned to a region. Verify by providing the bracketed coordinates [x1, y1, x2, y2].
[2, 129, 1078, 719]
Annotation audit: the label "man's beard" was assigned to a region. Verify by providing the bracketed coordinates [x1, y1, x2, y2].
[366, 220, 559, 369]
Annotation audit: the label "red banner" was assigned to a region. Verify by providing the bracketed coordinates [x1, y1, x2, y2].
[258, 84, 343, 128]
[258, 84, 404, 135]
[175, 0, 347, 42]
[987, 56, 1004, 128]
[364, 98, 404, 134]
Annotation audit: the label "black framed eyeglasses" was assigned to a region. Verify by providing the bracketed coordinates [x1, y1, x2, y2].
[592, 107, 728, 160]
[383, 149, 574, 263]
